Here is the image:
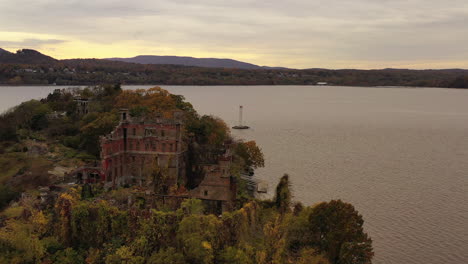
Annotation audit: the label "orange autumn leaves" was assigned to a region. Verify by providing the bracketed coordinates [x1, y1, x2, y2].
[235, 141, 265, 169]
[114, 87, 178, 115]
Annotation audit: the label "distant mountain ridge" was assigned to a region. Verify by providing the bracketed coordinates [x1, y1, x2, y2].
[0, 48, 467, 88]
[0, 49, 57, 64]
[106, 55, 264, 69]
[0, 48, 11, 54]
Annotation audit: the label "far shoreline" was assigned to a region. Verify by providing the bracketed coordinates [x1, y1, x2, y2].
[0, 83, 465, 90]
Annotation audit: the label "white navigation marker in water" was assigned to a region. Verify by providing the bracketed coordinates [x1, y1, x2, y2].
[232, 105, 250, 129]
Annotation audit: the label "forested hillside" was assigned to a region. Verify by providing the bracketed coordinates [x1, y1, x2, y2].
[0, 86, 374, 264]
[1, 49, 467, 88]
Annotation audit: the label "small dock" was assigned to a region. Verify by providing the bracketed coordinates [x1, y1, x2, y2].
[256, 181, 268, 193]
[240, 173, 268, 194]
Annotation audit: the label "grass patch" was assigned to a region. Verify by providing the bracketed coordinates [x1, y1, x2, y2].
[1, 206, 24, 218]
[0, 153, 28, 184]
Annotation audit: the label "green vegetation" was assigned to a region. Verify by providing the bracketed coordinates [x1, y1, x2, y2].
[0, 84, 261, 194]
[0, 181, 373, 264]
[0, 86, 373, 263]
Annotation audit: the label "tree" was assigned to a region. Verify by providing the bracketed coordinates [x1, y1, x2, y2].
[218, 246, 253, 264]
[55, 193, 78, 246]
[235, 140, 265, 170]
[114, 87, 178, 114]
[148, 247, 186, 264]
[286, 206, 314, 254]
[29, 103, 51, 130]
[171, 94, 196, 115]
[308, 200, 373, 264]
[105, 246, 144, 264]
[0, 185, 18, 210]
[0, 113, 18, 141]
[141, 156, 175, 194]
[177, 215, 222, 264]
[81, 183, 94, 199]
[180, 198, 204, 215]
[52, 248, 84, 264]
[186, 115, 230, 146]
[4, 100, 51, 132]
[263, 216, 287, 264]
[297, 248, 330, 264]
[79, 112, 119, 157]
[274, 174, 291, 213]
[134, 210, 180, 256]
[0, 220, 46, 263]
[70, 200, 128, 249]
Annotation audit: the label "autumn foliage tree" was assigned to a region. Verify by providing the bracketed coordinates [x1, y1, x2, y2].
[275, 174, 292, 213]
[235, 140, 265, 169]
[186, 115, 231, 146]
[114, 87, 179, 114]
[308, 200, 374, 264]
[79, 112, 119, 157]
[0, 182, 373, 264]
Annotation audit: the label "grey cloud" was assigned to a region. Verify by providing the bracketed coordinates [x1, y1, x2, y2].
[0, 0, 467, 68]
[0, 38, 67, 48]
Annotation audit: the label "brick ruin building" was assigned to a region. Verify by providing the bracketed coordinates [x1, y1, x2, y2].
[73, 97, 90, 115]
[189, 153, 237, 211]
[76, 108, 238, 211]
[100, 109, 186, 187]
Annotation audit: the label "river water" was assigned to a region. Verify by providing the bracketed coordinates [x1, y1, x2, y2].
[1, 85, 468, 264]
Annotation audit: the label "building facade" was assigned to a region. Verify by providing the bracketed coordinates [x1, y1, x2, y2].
[89, 108, 238, 212]
[189, 153, 236, 212]
[100, 109, 186, 188]
[74, 97, 90, 115]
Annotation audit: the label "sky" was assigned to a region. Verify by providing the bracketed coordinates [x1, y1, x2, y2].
[0, 0, 467, 69]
